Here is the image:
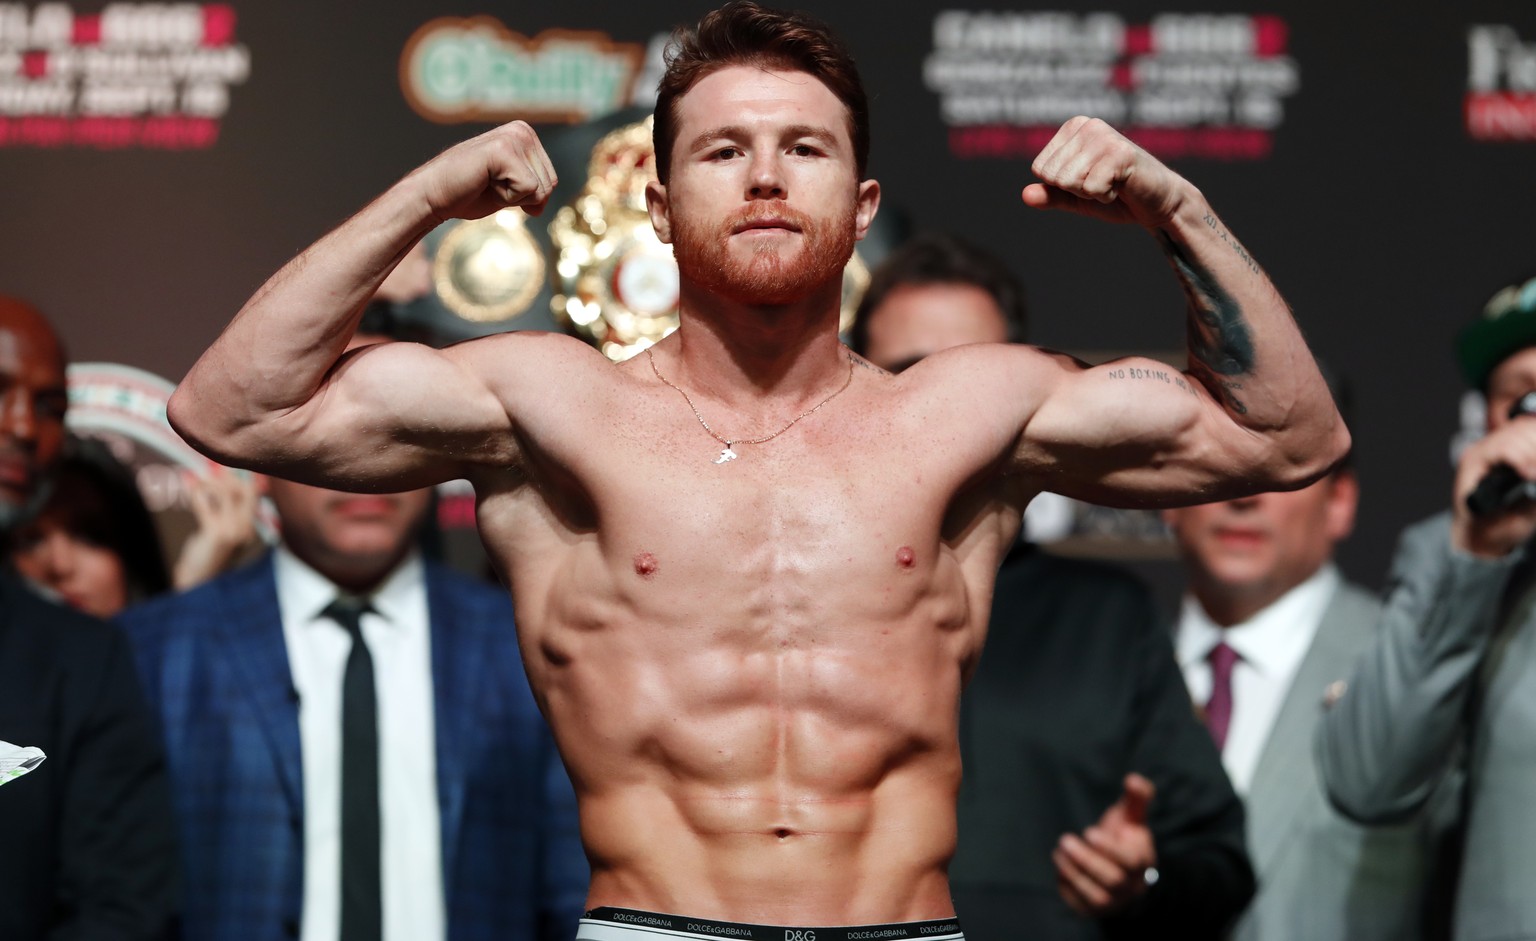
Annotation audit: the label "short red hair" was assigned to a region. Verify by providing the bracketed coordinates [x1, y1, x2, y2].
[652, 1, 870, 185]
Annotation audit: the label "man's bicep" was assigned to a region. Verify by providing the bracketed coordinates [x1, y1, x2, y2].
[1018, 355, 1261, 506]
[258, 340, 517, 486]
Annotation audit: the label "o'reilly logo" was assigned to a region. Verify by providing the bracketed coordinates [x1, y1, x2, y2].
[400, 17, 642, 124]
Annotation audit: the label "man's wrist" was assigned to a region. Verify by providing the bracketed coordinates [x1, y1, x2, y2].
[1149, 183, 1207, 237]
[390, 167, 453, 233]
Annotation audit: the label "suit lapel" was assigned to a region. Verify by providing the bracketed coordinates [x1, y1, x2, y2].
[427, 566, 487, 887]
[1245, 587, 1368, 873]
[212, 554, 304, 813]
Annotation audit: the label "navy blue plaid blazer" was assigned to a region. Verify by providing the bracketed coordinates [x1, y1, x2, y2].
[119, 553, 588, 941]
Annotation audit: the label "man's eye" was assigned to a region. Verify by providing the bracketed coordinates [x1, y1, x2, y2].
[10, 527, 44, 552]
[714, 147, 741, 160]
[791, 144, 817, 157]
[35, 393, 67, 419]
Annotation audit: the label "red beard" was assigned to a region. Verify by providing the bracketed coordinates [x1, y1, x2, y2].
[670, 200, 856, 306]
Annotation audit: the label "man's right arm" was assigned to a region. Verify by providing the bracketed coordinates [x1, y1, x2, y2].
[1319, 415, 1536, 821]
[954, 118, 1348, 510]
[169, 122, 558, 489]
[1316, 515, 1509, 822]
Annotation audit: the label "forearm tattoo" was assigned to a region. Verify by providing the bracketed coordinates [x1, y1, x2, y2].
[1201, 211, 1261, 275]
[1157, 229, 1254, 414]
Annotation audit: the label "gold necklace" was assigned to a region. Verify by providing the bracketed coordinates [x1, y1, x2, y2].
[646, 346, 855, 464]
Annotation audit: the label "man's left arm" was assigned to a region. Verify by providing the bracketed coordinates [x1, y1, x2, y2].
[1052, 604, 1253, 938]
[51, 626, 178, 941]
[1012, 117, 1349, 505]
[1101, 617, 1254, 939]
[536, 742, 589, 941]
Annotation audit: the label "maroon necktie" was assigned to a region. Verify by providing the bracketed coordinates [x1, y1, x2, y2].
[1204, 641, 1240, 752]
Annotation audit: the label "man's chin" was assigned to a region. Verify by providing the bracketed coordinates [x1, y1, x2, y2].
[0, 478, 51, 534]
[708, 258, 845, 307]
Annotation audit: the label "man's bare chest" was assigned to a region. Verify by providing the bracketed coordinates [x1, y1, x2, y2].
[479, 383, 1020, 585]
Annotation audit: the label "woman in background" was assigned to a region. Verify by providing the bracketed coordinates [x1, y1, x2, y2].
[8, 436, 257, 617]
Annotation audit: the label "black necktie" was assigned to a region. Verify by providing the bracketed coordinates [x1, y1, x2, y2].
[322, 597, 381, 941]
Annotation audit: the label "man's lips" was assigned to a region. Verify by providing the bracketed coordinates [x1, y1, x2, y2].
[0, 454, 32, 489]
[330, 496, 398, 518]
[732, 216, 803, 234]
[1213, 527, 1267, 548]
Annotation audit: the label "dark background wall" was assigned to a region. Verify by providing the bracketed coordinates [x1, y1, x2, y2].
[3, 0, 1535, 602]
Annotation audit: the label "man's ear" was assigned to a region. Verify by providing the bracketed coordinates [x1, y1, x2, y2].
[645, 179, 672, 244]
[1325, 467, 1360, 543]
[854, 178, 881, 241]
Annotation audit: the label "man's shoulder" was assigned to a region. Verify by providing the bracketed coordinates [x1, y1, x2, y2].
[448, 328, 622, 392]
[900, 340, 1065, 395]
[1331, 578, 1384, 617]
[423, 561, 514, 619]
[1389, 512, 1454, 565]
[988, 543, 1160, 652]
[0, 568, 123, 662]
[995, 541, 1153, 604]
[1291, 576, 1386, 669]
[117, 553, 275, 636]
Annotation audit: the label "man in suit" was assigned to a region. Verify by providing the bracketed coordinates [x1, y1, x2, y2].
[1166, 443, 1448, 940]
[854, 234, 1254, 941]
[120, 319, 588, 941]
[0, 295, 178, 941]
[1318, 274, 1536, 941]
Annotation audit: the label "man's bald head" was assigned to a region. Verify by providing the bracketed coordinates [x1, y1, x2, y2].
[0, 296, 68, 528]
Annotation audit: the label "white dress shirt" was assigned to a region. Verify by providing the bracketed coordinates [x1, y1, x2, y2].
[275, 547, 445, 941]
[1176, 564, 1340, 795]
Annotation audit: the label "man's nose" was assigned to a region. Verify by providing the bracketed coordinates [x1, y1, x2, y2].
[747, 152, 786, 200]
[0, 388, 37, 443]
[1226, 493, 1260, 512]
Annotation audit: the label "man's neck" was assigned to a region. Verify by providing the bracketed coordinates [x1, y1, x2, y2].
[281, 541, 411, 597]
[669, 277, 849, 412]
[1193, 589, 1271, 629]
[1190, 564, 1333, 628]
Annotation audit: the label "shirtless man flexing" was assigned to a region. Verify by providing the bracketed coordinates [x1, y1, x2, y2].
[170, 3, 1347, 937]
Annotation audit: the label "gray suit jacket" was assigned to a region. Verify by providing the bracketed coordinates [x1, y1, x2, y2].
[1319, 514, 1534, 941]
[1235, 579, 1447, 941]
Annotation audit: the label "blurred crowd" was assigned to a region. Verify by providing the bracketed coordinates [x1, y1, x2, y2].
[3, 230, 1533, 941]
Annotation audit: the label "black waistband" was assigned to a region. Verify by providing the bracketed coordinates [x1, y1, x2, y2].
[582, 907, 964, 941]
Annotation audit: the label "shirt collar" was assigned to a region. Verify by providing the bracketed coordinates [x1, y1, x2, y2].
[1176, 563, 1340, 675]
[273, 544, 424, 628]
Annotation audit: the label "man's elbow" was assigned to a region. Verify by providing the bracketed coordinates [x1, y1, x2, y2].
[1267, 415, 1352, 492]
[1319, 764, 1432, 827]
[1314, 707, 1444, 826]
[167, 383, 262, 467]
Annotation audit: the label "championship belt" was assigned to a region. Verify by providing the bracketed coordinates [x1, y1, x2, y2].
[431, 207, 548, 324]
[549, 115, 871, 361]
[548, 116, 675, 360]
